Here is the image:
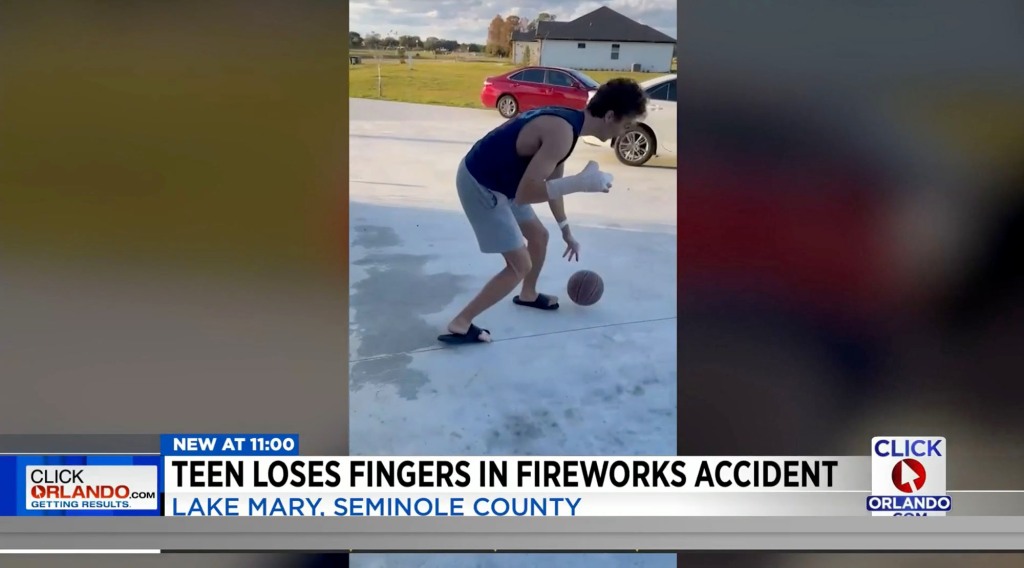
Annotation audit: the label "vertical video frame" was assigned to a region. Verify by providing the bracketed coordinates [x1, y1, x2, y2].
[347, 1, 678, 566]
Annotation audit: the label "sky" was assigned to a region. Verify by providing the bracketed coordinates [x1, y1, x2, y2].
[349, 0, 677, 45]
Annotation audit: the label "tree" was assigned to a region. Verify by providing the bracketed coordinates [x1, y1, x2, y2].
[486, 15, 505, 56]
[485, 14, 523, 57]
[504, 15, 521, 32]
[398, 35, 421, 49]
[436, 39, 459, 52]
[426, 37, 459, 53]
[364, 32, 381, 50]
[349, 31, 363, 48]
[501, 15, 520, 55]
[527, 12, 556, 34]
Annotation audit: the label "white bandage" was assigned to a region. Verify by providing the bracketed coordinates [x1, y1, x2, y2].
[546, 161, 613, 198]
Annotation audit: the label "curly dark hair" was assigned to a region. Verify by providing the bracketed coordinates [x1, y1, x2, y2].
[586, 77, 648, 120]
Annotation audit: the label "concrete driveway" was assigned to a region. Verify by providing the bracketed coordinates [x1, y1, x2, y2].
[349, 99, 677, 568]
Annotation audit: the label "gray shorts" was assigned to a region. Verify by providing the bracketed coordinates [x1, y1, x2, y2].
[456, 158, 537, 254]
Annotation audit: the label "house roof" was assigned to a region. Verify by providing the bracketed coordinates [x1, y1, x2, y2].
[526, 6, 675, 44]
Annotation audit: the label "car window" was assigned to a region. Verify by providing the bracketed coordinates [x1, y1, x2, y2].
[570, 70, 601, 89]
[646, 82, 671, 101]
[517, 69, 546, 83]
[508, 71, 525, 81]
[664, 81, 677, 102]
[546, 71, 574, 87]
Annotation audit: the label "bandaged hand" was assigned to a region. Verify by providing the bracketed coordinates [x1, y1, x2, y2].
[546, 160, 613, 198]
[575, 161, 613, 192]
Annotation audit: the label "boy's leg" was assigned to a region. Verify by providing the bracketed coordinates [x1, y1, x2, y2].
[440, 161, 530, 343]
[512, 207, 559, 310]
[446, 247, 531, 340]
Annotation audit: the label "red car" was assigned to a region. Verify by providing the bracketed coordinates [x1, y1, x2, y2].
[480, 66, 601, 118]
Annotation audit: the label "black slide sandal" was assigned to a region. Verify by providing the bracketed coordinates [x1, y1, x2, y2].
[438, 323, 491, 344]
[513, 293, 560, 310]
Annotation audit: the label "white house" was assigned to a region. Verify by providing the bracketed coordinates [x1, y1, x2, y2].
[511, 7, 675, 73]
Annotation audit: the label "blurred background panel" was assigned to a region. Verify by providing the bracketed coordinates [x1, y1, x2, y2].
[678, 0, 1024, 456]
[0, 1, 346, 567]
[677, 0, 1024, 566]
[0, 0, 346, 274]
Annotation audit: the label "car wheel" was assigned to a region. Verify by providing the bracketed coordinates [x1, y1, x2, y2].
[615, 125, 655, 166]
[497, 94, 518, 118]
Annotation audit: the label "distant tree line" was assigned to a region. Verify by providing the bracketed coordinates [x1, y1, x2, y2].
[348, 11, 559, 57]
[349, 31, 482, 54]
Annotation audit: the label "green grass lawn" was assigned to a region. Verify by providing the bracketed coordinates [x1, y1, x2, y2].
[348, 58, 672, 109]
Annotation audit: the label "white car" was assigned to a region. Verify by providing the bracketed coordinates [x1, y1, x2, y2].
[581, 74, 677, 167]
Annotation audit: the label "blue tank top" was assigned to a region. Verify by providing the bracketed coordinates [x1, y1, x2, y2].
[463, 107, 585, 199]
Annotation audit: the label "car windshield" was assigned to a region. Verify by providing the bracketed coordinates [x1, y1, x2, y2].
[569, 70, 601, 89]
[641, 75, 676, 90]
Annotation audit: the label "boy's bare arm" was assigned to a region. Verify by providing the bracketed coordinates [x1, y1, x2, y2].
[514, 122, 574, 205]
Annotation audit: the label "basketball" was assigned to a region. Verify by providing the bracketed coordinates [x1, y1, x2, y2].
[567, 270, 604, 306]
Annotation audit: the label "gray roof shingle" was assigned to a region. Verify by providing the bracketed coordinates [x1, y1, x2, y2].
[521, 7, 675, 44]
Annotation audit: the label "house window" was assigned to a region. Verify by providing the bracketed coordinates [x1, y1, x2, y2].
[577, 43, 586, 49]
[611, 43, 620, 60]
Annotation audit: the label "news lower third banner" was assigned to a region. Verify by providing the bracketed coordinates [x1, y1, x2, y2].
[0, 434, 964, 518]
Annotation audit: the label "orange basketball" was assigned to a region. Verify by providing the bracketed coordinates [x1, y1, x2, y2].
[567, 270, 604, 306]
